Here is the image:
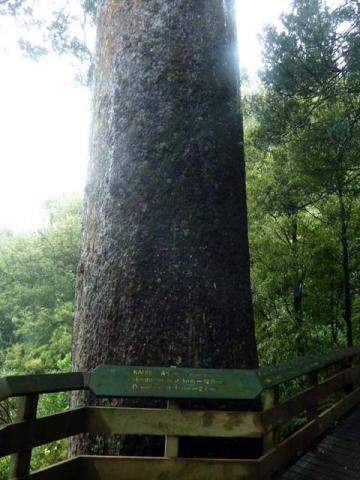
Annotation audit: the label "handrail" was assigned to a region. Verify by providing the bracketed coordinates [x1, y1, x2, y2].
[0, 372, 85, 401]
[258, 344, 360, 387]
[1, 345, 360, 401]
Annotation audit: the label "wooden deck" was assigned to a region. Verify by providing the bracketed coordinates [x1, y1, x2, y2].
[281, 406, 360, 479]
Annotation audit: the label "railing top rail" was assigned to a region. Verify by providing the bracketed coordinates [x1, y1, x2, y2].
[1, 345, 359, 401]
[258, 345, 360, 387]
[0, 372, 85, 401]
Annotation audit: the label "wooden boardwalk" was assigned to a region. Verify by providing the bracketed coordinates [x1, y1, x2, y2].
[281, 406, 360, 479]
[2, 347, 360, 480]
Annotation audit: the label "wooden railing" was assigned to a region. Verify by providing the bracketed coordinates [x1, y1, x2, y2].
[1, 346, 360, 480]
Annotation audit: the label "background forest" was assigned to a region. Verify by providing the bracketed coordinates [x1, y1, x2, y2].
[0, 0, 359, 475]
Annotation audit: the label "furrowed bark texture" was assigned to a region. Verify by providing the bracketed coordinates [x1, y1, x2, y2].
[71, 0, 258, 455]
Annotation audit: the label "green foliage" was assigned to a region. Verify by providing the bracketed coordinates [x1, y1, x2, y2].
[0, 194, 81, 374]
[246, 0, 360, 362]
[0, 195, 82, 476]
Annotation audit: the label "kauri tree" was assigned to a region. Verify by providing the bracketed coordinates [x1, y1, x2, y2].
[71, 0, 258, 454]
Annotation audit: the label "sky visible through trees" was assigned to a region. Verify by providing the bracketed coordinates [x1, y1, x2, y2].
[0, 0, 297, 230]
[0, 0, 342, 230]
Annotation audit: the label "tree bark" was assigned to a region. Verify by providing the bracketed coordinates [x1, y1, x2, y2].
[71, 0, 258, 455]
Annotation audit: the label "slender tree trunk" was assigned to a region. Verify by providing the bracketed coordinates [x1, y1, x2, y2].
[329, 288, 339, 346]
[338, 191, 353, 347]
[290, 214, 304, 355]
[71, 0, 258, 455]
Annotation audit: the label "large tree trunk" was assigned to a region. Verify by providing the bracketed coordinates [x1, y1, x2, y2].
[71, 0, 258, 455]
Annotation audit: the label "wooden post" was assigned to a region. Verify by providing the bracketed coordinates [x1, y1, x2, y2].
[344, 358, 355, 394]
[354, 357, 360, 390]
[307, 371, 318, 421]
[164, 400, 179, 458]
[262, 387, 279, 453]
[333, 362, 345, 401]
[8, 394, 39, 479]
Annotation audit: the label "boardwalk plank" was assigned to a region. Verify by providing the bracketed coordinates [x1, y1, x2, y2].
[280, 406, 360, 480]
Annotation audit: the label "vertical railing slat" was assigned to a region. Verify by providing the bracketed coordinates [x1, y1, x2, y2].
[344, 358, 355, 395]
[164, 400, 179, 458]
[307, 371, 318, 421]
[263, 386, 279, 453]
[8, 394, 39, 479]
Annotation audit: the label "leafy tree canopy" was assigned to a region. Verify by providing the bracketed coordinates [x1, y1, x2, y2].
[0, 0, 98, 65]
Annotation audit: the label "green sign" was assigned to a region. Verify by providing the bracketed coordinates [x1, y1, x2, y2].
[88, 365, 263, 400]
